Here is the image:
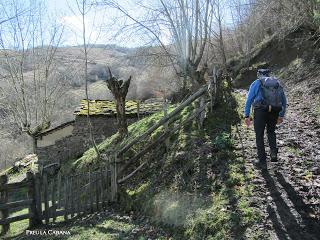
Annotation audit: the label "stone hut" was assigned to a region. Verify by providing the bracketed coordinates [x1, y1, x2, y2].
[36, 99, 163, 166]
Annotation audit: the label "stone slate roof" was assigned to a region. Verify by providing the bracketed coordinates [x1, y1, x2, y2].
[36, 120, 75, 137]
[74, 99, 163, 116]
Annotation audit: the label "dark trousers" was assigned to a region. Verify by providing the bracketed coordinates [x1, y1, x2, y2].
[253, 108, 278, 162]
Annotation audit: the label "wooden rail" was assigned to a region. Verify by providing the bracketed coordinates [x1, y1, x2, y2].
[0, 173, 38, 235]
[117, 85, 208, 156]
[116, 84, 212, 185]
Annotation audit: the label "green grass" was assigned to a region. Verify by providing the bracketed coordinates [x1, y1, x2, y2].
[71, 105, 177, 173]
[315, 103, 320, 118]
[3, 205, 68, 239]
[286, 146, 302, 156]
[3, 208, 30, 238]
[184, 192, 230, 240]
[57, 219, 135, 240]
[6, 210, 175, 240]
[116, 88, 264, 239]
[303, 170, 313, 181]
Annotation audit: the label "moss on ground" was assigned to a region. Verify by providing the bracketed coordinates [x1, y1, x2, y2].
[71, 105, 177, 173]
[315, 102, 320, 119]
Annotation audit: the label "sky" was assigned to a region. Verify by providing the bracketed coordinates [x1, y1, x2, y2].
[46, 0, 237, 48]
[1, 0, 238, 49]
[47, 0, 155, 48]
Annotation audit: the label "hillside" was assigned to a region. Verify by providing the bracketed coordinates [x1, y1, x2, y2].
[20, 27, 319, 240]
[1, 21, 320, 240]
[0, 44, 176, 170]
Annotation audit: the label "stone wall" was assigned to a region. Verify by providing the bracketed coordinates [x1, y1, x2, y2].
[37, 116, 137, 166]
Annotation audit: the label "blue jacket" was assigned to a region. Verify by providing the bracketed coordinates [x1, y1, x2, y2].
[244, 79, 287, 117]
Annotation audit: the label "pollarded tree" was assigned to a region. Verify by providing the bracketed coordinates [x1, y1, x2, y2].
[106, 68, 131, 139]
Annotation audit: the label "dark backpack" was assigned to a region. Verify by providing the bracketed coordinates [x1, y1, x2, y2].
[259, 77, 284, 113]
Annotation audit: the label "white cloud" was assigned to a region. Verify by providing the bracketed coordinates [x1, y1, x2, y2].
[58, 2, 171, 48]
[59, 14, 104, 46]
[60, 15, 83, 32]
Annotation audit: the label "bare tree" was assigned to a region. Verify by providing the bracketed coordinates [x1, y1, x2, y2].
[98, 0, 226, 92]
[106, 68, 131, 139]
[229, 0, 320, 54]
[74, 0, 101, 159]
[208, 0, 228, 69]
[0, 0, 28, 25]
[0, 0, 65, 153]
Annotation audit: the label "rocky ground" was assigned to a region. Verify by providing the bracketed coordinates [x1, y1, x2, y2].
[235, 90, 320, 240]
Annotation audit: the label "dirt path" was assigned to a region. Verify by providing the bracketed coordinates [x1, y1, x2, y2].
[235, 90, 320, 240]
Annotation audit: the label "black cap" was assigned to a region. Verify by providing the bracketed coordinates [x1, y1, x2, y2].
[257, 69, 270, 76]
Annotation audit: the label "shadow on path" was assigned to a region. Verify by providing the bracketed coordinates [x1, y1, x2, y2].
[260, 168, 317, 240]
[275, 171, 320, 238]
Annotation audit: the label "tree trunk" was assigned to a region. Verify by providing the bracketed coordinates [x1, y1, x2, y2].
[213, 68, 223, 107]
[31, 135, 37, 154]
[115, 96, 128, 137]
[106, 68, 131, 139]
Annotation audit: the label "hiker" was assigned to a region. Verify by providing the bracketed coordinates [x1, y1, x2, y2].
[244, 69, 287, 168]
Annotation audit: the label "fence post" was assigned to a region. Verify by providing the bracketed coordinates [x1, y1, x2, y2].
[43, 172, 49, 224]
[64, 177, 69, 221]
[75, 176, 80, 216]
[34, 172, 42, 225]
[110, 154, 118, 202]
[163, 97, 170, 150]
[51, 175, 57, 222]
[70, 177, 74, 218]
[95, 172, 100, 212]
[103, 166, 109, 206]
[89, 171, 94, 213]
[0, 175, 9, 235]
[137, 100, 140, 120]
[57, 171, 62, 209]
[110, 163, 114, 202]
[99, 168, 104, 209]
[198, 96, 206, 129]
[26, 171, 41, 228]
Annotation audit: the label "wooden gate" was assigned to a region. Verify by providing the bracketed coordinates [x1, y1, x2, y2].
[0, 163, 116, 235]
[38, 166, 114, 224]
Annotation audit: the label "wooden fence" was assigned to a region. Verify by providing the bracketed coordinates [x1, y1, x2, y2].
[0, 81, 217, 235]
[0, 165, 115, 235]
[115, 83, 213, 185]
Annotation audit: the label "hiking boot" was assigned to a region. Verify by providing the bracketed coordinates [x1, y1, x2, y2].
[270, 149, 278, 162]
[254, 158, 267, 170]
[258, 161, 267, 170]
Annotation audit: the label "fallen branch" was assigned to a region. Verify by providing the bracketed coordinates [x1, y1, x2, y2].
[117, 162, 146, 184]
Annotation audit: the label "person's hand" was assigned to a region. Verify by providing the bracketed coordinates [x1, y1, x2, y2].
[277, 117, 284, 124]
[245, 117, 252, 128]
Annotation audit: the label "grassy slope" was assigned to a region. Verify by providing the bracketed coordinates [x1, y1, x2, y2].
[64, 83, 264, 239]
